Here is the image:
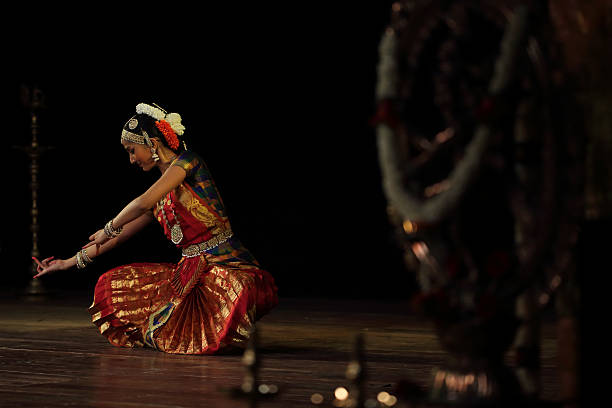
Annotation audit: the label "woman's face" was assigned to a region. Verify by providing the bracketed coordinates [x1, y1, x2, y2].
[121, 140, 156, 171]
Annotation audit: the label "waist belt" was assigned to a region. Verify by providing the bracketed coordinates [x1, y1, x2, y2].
[181, 229, 234, 258]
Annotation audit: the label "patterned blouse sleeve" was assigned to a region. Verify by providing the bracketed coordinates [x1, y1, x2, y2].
[172, 151, 201, 178]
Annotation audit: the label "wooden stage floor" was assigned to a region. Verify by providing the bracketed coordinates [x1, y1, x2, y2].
[0, 293, 561, 407]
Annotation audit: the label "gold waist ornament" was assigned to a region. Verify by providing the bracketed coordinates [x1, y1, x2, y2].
[181, 229, 233, 258]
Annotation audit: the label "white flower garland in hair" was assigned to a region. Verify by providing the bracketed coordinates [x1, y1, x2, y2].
[135, 103, 186, 136]
[164, 112, 186, 136]
[136, 103, 165, 121]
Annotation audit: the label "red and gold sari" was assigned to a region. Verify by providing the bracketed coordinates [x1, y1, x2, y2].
[88, 151, 278, 354]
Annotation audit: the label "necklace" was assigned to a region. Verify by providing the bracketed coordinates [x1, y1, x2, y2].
[157, 155, 183, 244]
[158, 192, 184, 244]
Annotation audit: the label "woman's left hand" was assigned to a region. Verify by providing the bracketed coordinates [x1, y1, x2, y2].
[83, 229, 110, 250]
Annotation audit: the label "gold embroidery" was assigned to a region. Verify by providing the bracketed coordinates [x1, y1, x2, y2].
[247, 304, 256, 322]
[144, 301, 178, 349]
[181, 229, 233, 257]
[170, 255, 207, 296]
[237, 323, 251, 338]
[87, 232, 274, 355]
[177, 185, 225, 230]
[111, 295, 143, 304]
[212, 268, 241, 302]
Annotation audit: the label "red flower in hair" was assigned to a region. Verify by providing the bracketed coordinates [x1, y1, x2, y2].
[155, 120, 180, 150]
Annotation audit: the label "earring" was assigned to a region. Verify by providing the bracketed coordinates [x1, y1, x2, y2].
[151, 148, 160, 162]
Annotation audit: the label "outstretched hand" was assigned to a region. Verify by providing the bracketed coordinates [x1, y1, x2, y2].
[32, 256, 72, 279]
[83, 229, 109, 250]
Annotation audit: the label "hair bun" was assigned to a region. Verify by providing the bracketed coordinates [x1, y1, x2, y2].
[165, 112, 186, 136]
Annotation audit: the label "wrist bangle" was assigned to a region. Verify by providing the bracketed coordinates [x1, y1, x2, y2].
[80, 248, 93, 264]
[76, 251, 86, 269]
[104, 219, 123, 238]
[76, 249, 94, 270]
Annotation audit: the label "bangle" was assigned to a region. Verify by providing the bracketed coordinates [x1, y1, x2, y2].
[76, 251, 86, 269]
[104, 219, 123, 238]
[76, 249, 94, 270]
[80, 248, 93, 264]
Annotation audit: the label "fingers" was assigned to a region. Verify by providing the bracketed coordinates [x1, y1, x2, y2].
[33, 256, 55, 268]
[32, 257, 59, 279]
[82, 242, 95, 249]
[33, 267, 45, 279]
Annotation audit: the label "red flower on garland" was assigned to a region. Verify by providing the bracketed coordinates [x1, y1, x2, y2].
[155, 120, 180, 150]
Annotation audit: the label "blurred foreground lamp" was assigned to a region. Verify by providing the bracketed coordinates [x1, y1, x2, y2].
[226, 326, 279, 407]
[312, 334, 397, 408]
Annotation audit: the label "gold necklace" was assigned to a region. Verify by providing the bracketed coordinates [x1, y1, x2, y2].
[157, 155, 183, 244]
[158, 192, 183, 244]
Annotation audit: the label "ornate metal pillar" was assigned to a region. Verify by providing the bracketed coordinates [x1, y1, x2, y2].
[16, 85, 52, 295]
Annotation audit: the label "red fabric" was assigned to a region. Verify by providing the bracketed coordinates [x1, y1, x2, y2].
[89, 261, 278, 354]
[88, 152, 278, 354]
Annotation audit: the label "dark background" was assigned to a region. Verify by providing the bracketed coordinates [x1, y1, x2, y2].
[0, 2, 415, 299]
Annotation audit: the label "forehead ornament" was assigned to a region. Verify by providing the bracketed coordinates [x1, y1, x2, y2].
[121, 129, 153, 147]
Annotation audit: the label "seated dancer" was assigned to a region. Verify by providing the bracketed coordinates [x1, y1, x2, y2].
[33, 103, 278, 354]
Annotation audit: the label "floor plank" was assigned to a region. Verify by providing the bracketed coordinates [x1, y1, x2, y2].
[0, 294, 561, 407]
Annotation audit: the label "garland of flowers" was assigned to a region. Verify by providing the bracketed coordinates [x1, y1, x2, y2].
[375, 4, 534, 307]
[136, 103, 186, 150]
[154, 120, 180, 150]
[375, 6, 530, 226]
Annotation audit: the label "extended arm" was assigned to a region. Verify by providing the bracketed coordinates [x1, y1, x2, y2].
[33, 212, 154, 278]
[87, 211, 156, 258]
[85, 165, 186, 249]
